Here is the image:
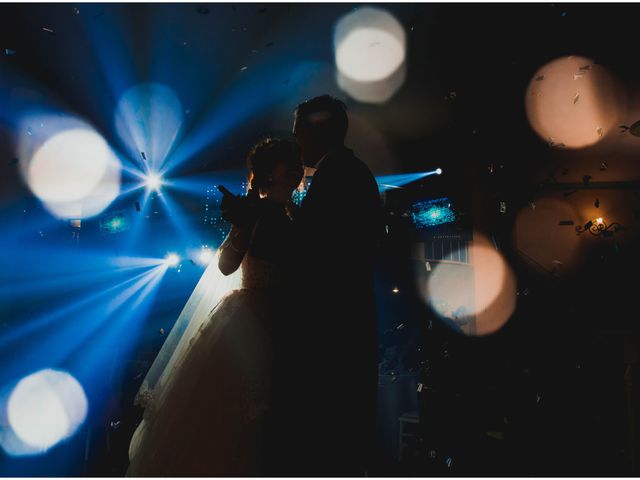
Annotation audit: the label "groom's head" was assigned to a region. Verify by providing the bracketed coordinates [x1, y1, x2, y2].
[293, 95, 348, 167]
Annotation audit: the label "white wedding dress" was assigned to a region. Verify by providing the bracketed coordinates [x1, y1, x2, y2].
[127, 220, 286, 476]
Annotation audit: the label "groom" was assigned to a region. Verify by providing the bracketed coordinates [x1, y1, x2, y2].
[276, 95, 383, 475]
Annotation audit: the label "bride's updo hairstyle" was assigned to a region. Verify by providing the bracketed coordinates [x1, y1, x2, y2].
[246, 137, 302, 193]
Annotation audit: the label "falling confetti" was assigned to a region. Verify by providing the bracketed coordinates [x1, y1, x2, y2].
[159, 328, 165, 335]
[425, 261, 432, 272]
[135, 201, 141, 212]
[4, 48, 16, 56]
[535, 75, 545, 81]
[499, 201, 507, 214]
[428, 450, 437, 459]
[619, 120, 640, 137]
[529, 201, 536, 210]
[392, 287, 399, 294]
[240, 66, 248, 71]
[599, 161, 608, 170]
[573, 92, 580, 104]
[141, 151, 146, 161]
[110, 420, 121, 429]
[396, 323, 405, 330]
[597, 126, 604, 137]
[42, 27, 55, 35]
[446, 457, 453, 468]
[536, 393, 542, 403]
[594, 198, 600, 208]
[417, 383, 423, 392]
[579, 64, 592, 71]
[73, 7, 80, 14]
[27, 127, 32, 136]
[583, 175, 592, 186]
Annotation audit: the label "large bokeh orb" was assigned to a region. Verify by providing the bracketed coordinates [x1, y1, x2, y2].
[114, 83, 183, 171]
[334, 7, 407, 103]
[26, 128, 121, 219]
[7, 369, 88, 452]
[525, 56, 626, 149]
[423, 233, 517, 336]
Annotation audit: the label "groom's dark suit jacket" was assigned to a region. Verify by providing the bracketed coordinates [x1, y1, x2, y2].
[279, 146, 383, 475]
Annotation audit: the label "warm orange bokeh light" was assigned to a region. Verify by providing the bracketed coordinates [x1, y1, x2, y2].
[424, 233, 517, 336]
[525, 56, 625, 149]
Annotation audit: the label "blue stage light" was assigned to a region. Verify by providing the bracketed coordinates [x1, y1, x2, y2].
[6, 369, 87, 453]
[198, 248, 214, 265]
[164, 253, 180, 267]
[145, 172, 163, 191]
[436, 168, 443, 175]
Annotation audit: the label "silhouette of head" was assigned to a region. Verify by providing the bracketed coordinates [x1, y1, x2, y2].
[246, 138, 303, 202]
[293, 95, 348, 166]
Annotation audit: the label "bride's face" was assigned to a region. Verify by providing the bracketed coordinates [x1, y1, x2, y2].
[264, 160, 303, 198]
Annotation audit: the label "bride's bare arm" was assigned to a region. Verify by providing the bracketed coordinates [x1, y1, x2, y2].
[218, 224, 253, 275]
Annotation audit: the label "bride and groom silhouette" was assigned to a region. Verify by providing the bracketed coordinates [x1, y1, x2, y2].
[127, 95, 383, 476]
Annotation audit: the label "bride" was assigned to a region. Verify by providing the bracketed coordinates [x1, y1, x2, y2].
[127, 138, 304, 476]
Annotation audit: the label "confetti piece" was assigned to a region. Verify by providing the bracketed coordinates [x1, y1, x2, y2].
[110, 420, 121, 429]
[583, 174, 592, 186]
[597, 126, 604, 137]
[135, 201, 141, 212]
[42, 27, 55, 35]
[141, 151, 146, 161]
[579, 64, 592, 71]
[535, 75, 545, 81]
[396, 323, 405, 330]
[159, 328, 165, 335]
[428, 450, 437, 459]
[529, 201, 536, 210]
[600, 161, 608, 170]
[536, 393, 542, 403]
[417, 383, 423, 392]
[73, 7, 80, 14]
[573, 92, 580, 104]
[240, 66, 247, 71]
[446, 457, 453, 468]
[594, 198, 600, 208]
[27, 127, 32, 136]
[551, 260, 564, 265]
[499, 201, 507, 214]
[425, 261, 432, 272]
[4, 48, 16, 56]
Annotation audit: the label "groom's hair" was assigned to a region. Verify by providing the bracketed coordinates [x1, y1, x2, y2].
[294, 95, 348, 144]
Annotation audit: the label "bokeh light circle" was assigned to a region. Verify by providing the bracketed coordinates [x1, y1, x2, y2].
[525, 56, 626, 149]
[114, 83, 183, 171]
[18, 117, 122, 219]
[334, 7, 407, 103]
[7, 369, 88, 451]
[423, 233, 517, 336]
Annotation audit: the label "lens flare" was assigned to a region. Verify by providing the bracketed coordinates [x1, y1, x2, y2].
[421, 233, 517, 336]
[525, 55, 625, 149]
[334, 7, 407, 103]
[7, 369, 88, 452]
[19, 120, 121, 219]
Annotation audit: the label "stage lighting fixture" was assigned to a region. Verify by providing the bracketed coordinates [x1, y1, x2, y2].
[145, 173, 162, 191]
[165, 253, 180, 267]
[436, 168, 443, 175]
[199, 248, 214, 265]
